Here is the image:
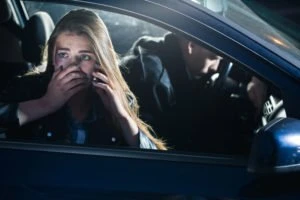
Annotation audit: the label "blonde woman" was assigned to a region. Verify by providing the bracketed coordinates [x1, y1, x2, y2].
[0, 9, 166, 150]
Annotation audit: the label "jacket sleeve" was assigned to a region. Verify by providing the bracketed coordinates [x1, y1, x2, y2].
[138, 129, 157, 149]
[0, 102, 20, 129]
[0, 72, 49, 130]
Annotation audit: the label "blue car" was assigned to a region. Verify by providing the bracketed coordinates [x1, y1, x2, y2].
[1, 0, 300, 199]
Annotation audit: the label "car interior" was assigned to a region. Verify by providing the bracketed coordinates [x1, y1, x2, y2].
[0, 1, 54, 95]
[0, 0, 287, 156]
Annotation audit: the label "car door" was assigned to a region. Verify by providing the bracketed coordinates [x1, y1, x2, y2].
[1, 0, 300, 199]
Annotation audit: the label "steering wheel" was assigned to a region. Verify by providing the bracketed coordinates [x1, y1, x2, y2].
[213, 59, 233, 94]
[212, 60, 256, 128]
[213, 60, 251, 101]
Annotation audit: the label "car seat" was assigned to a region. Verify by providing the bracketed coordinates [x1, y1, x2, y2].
[21, 11, 55, 66]
[0, 0, 23, 62]
[0, 10, 54, 84]
[0, 9, 54, 88]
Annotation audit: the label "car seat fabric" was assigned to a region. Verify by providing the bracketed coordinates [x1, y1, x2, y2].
[22, 12, 55, 65]
[0, 0, 12, 23]
[0, 0, 23, 62]
[0, 11, 55, 96]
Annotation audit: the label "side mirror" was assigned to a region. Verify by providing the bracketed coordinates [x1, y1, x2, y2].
[248, 117, 300, 174]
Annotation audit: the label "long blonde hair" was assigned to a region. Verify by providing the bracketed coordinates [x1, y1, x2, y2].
[44, 9, 166, 150]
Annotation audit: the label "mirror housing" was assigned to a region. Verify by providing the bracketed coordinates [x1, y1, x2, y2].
[205, 0, 227, 15]
[248, 117, 300, 174]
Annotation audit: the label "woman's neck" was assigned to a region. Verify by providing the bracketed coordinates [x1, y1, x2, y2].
[68, 89, 92, 122]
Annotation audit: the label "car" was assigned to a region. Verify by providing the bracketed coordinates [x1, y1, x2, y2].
[1, 0, 300, 199]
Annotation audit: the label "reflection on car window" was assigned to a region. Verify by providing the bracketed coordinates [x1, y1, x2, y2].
[23, 2, 167, 54]
[184, 0, 300, 68]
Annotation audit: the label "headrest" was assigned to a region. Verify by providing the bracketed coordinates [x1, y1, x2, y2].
[0, 0, 12, 23]
[22, 12, 54, 65]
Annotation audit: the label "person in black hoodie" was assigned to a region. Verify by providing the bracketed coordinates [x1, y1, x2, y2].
[122, 32, 267, 154]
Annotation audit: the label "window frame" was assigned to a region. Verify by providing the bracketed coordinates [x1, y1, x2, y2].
[7, 0, 300, 163]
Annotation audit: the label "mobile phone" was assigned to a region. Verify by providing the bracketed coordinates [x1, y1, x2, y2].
[92, 76, 104, 83]
[92, 62, 105, 83]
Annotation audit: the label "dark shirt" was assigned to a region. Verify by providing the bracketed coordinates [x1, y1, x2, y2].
[122, 33, 255, 154]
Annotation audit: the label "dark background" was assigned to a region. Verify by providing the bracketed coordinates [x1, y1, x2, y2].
[256, 1, 300, 26]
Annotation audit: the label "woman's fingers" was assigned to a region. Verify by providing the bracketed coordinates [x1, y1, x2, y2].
[93, 81, 113, 95]
[92, 72, 110, 85]
[51, 65, 63, 80]
[92, 74, 129, 119]
[50, 65, 89, 92]
[66, 82, 89, 98]
[92, 71, 113, 95]
[56, 66, 82, 81]
[60, 71, 88, 85]
[64, 78, 89, 92]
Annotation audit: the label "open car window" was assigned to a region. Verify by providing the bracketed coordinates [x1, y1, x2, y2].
[0, 1, 288, 157]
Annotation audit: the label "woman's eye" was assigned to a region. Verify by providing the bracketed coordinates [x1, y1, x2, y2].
[80, 54, 91, 61]
[57, 52, 68, 58]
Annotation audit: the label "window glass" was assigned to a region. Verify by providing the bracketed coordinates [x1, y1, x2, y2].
[23, 2, 167, 54]
[184, 0, 300, 69]
[0, 1, 286, 156]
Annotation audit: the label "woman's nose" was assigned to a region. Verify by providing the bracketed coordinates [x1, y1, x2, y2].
[67, 56, 82, 68]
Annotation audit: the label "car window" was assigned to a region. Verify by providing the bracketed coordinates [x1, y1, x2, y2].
[0, 1, 287, 157]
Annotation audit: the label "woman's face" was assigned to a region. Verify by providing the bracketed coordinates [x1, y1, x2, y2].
[53, 31, 98, 78]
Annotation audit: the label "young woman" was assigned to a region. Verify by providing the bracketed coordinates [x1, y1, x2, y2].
[0, 9, 166, 150]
